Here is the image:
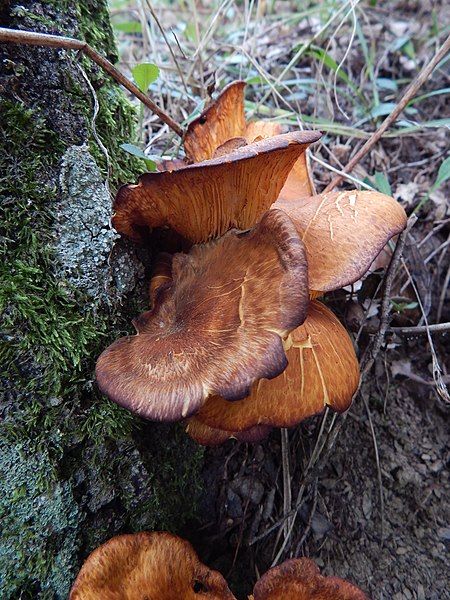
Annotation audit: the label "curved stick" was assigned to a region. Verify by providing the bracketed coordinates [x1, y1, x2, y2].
[0, 27, 184, 137]
[324, 34, 450, 192]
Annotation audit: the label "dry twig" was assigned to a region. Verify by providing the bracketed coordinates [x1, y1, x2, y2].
[0, 27, 184, 137]
[324, 34, 450, 192]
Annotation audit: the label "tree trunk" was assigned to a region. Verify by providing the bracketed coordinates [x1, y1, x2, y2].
[0, 2, 203, 597]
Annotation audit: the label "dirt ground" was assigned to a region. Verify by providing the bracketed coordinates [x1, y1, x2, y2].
[191, 338, 449, 599]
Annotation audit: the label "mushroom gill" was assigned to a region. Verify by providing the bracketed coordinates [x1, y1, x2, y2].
[113, 130, 320, 245]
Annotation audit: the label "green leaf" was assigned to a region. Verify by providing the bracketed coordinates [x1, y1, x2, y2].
[114, 21, 142, 33]
[131, 63, 159, 93]
[354, 102, 417, 128]
[408, 87, 450, 106]
[431, 156, 450, 192]
[373, 171, 392, 196]
[392, 301, 418, 312]
[306, 46, 355, 91]
[376, 78, 398, 91]
[392, 36, 411, 52]
[184, 22, 197, 43]
[120, 143, 157, 171]
[403, 40, 416, 60]
[246, 75, 265, 85]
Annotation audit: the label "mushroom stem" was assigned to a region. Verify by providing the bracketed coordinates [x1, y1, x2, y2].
[0, 27, 184, 137]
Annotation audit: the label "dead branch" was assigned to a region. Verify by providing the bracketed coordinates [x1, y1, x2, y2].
[324, 34, 450, 192]
[0, 27, 184, 137]
[389, 322, 450, 335]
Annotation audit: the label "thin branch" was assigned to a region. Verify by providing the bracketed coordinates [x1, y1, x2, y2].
[437, 264, 450, 324]
[389, 322, 450, 335]
[324, 34, 450, 192]
[280, 428, 292, 539]
[361, 215, 417, 374]
[0, 27, 184, 137]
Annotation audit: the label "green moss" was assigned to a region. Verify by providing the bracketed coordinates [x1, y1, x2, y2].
[0, 102, 108, 401]
[0, 1, 203, 597]
[77, 0, 118, 61]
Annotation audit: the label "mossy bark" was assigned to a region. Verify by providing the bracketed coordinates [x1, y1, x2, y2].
[0, 2, 203, 598]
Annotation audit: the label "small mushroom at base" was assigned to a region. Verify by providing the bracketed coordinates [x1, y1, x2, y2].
[250, 557, 368, 599]
[185, 419, 272, 446]
[69, 531, 236, 600]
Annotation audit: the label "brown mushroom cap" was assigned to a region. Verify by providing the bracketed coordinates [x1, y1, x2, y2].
[185, 80, 247, 162]
[96, 210, 309, 422]
[184, 79, 316, 203]
[185, 419, 272, 447]
[251, 558, 368, 600]
[193, 301, 359, 431]
[273, 190, 407, 293]
[113, 130, 320, 245]
[149, 252, 173, 308]
[69, 532, 236, 600]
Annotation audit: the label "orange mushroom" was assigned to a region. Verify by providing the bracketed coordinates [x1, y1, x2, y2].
[184, 80, 315, 200]
[273, 190, 407, 294]
[98, 80, 407, 440]
[70, 533, 368, 600]
[187, 301, 359, 442]
[167, 83, 406, 444]
[96, 210, 309, 421]
[186, 419, 273, 447]
[69, 532, 236, 600]
[113, 129, 320, 245]
[250, 558, 368, 599]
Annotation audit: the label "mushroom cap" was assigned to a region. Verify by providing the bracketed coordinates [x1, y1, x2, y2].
[273, 190, 407, 293]
[96, 210, 309, 422]
[277, 152, 315, 202]
[193, 300, 359, 431]
[184, 79, 316, 203]
[69, 532, 236, 600]
[149, 252, 173, 308]
[113, 130, 320, 245]
[251, 558, 368, 599]
[185, 80, 247, 162]
[185, 419, 272, 447]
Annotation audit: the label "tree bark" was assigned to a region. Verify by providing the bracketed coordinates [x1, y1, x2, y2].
[0, 2, 202, 597]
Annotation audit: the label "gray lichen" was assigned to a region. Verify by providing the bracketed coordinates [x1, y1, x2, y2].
[55, 145, 118, 301]
[0, 442, 81, 599]
[55, 145, 144, 302]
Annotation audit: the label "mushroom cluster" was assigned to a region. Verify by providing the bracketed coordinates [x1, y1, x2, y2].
[96, 81, 407, 445]
[70, 531, 368, 599]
